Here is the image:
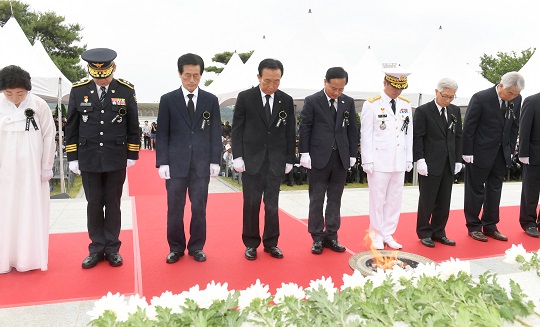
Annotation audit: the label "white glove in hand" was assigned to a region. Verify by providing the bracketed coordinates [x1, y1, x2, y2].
[158, 165, 171, 179]
[454, 163, 463, 175]
[41, 169, 53, 182]
[127, 159, 136, 168]
[350, 157, 356, 168]
[462, 155, 474, 164]
[233, 157, 245, 173]
[362, 163, 374, 174]
[406, 161, 413, 172]
[417, 159, 428, 176]
[68, 160, 81, 175]
[300, 153, 311, 169]
[285, 163, 293, 174]
[210, 163, 220, 176]
[519, 157, 530, 165]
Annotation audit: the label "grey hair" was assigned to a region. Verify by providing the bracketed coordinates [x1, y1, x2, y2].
[500, 71, 525, 91]
[437, 78, 458, 92]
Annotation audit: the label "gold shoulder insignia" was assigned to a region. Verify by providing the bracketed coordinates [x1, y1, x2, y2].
[398, 95, 411, 103]
[117, 78, 134, 89]
[367, 95, 381, 103]
[72, 78, 91, 87]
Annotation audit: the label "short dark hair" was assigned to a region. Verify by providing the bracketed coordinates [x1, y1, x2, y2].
[325, 67, 348, 84]
[0, 65, 32, 91]
[258, 58, 284, 76]
[177, 53, 205, 74]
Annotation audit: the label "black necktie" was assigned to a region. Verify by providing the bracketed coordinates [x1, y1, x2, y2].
[441, 107, 447, 126]
[187, 94, 195, 123]
[99, 86, 106, 106]
[329, 98, 336, 121]
[501, 100, 506, 119]
[264, 94, 271, 123]
[390, 99, 396, 114]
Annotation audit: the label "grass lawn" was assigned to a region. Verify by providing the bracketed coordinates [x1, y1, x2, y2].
[217, 176, 369, 191]
[49, 175, 83, 198]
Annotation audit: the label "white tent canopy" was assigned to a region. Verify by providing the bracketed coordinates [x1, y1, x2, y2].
[0, 17, 71, 103]
[519, 48, 540, 99]
[206, 51, 245, 98]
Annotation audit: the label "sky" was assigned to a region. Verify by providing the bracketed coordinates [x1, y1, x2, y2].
[18, 0, 540, 103]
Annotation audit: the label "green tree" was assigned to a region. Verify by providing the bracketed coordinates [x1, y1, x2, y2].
[479, 48, 535, 84]
[204, 50, 255, 78]
[0, 1, 87, 82]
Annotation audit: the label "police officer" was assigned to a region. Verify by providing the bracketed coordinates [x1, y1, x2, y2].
[65, 48, 139, 269]
[360, 70, 413, 250]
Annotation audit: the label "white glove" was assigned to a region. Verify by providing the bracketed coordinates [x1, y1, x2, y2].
[210, 163, 220, 176]
[417, 159, 428, 176]
[68, 160, 81, 175]
[233, 157, 245, 173]
[362, 163, 374, 174]
[127, 159, 136, 168]
[349, 157, 356, 168]
[41, 169, 53, 182]
[285, 163, 293, 174]
[520, 157, 530, 165]
[462, 155, 474, 164]
[300, 153, 311, 169]
[406, 161, 413, 172]
[454, 163, 463, 175]
[158, 165, 170, 179]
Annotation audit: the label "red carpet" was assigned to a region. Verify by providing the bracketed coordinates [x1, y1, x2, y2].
[0, 231, 136, 308]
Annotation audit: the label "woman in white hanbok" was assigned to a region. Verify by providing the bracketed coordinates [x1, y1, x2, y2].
[0, 65, 55, 274]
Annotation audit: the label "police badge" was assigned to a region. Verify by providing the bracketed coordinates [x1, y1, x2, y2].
[82, 115, 89, 122]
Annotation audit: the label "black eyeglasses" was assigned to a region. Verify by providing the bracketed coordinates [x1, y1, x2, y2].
[438, 90, 456, 101]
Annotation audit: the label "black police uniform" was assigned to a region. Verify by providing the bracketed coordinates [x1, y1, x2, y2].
[65, 77, 139, 254]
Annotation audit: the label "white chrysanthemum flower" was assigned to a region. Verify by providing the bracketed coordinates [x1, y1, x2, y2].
[412, 262, 438, 278]
[436, 258, 470, 280]
[204, 280, 232, 303]
[306, 276, 337, 302]
[504, 244, 531, 264]
[341, 270, 367, 290]
[126, 294, 148, 316]
[365, 269, 389, 289]
[274, 282, 305, 304]
[87, 292, 128, 322]
[345, 314, 366, 324]
[238, 279, 271, 310]
[150, 290, 186, 314]
[387, 265, 413, 291]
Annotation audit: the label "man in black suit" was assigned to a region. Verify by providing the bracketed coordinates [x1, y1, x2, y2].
[413, 78, 463, 248]
[232, 59, 296, 261]
[65, 48, 139, 269]
[156, 53, 222, 263]
[518, 92, 540, 238]
[299, 67, 358, 255]
[462, 72, 524, 242]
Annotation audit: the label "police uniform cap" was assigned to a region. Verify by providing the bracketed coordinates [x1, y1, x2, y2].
[82, 48, 117, 79]
[383, 69, 410, 89]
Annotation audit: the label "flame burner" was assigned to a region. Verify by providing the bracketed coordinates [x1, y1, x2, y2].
[349, 250, 434, 276]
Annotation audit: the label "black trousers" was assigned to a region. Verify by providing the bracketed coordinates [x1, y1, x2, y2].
[416, 160, 453, 239]
[464, 147, 507, 233]
[241, 157, 281, 248]
[81, 169, 126, 254]
[308, 149, 347, 242]
[519, 164, 540, 230]
[166, 157, 210, 253]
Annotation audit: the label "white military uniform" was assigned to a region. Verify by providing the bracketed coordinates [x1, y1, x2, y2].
[360, 92, 413, 245]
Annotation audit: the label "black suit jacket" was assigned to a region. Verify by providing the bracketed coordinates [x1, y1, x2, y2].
[231, 86, 296, 176]
[156, 87, 222, 177]
[298, 90, 358, 169]
[462, 86, 521, 168]
[519, 92, 540, 165]
[413, 100, 462, 175]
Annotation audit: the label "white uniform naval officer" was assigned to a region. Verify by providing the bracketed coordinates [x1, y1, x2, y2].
[360, 70, 413, 250]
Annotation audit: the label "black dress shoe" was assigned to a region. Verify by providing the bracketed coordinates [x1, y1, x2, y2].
[82, 252, 104, 269]
[264, 246, 284, 259]
[323, 239, 346, 252]
[106, 252, 123, 267]
[468, 231, 488, 242]
[311, 241, 323, 254]
[188, 250, 207, 262]
[166, 251, 184, 264]
[432, 236, 456, 246]
[525, 227, 539, 238]
[245, 247, 257, 260]
[420, 237, 435, 248]
[484, 230, 508, 241]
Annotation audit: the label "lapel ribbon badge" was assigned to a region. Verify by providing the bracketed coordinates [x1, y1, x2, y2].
[25, 108, 39, 131]
[201, 111, 211, 130]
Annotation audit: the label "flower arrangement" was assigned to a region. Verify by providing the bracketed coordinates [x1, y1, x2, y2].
[87, 255, 539, 327]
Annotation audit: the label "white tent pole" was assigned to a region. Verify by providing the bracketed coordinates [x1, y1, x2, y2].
[57, 77, 66, 193]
